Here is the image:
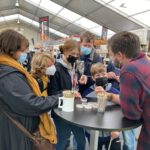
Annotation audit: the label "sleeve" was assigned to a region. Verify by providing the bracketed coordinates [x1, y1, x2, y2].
[1, 72, 60, 116]
[107, 61, 115, 72]
[120, 72, 143, 120]
[93, 53, 103, 64]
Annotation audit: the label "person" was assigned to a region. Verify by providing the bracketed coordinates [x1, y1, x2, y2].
[0, 29, 60, 150]
[47, 39, 86, 150]
[93, 64, 134, 150]
[79, 31, 119, 95]
[31, 52, 56, 95]
[23, 51, 35, 72]
[96, 31, 150, 150]
[83, 62, 121, 150]
[83, 62, 119, 98]
[34, 43, 43, 51]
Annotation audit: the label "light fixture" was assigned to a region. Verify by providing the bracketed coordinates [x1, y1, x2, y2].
[17, 19, 20, 24]
[15, 0, 20, 7]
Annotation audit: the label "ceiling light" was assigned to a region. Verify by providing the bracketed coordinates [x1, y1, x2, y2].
[15, 0, 20, 7]
[17, 19, 20, 24]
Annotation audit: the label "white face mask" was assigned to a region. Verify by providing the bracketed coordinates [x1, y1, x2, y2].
[45, 65, 56, 76]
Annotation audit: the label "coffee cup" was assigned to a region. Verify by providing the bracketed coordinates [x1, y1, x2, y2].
[58, 90, 75, 112]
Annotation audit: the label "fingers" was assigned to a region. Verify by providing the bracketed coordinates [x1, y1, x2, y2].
[79, 75, 87, 84]
[107, 72, 117, 79]
[95, 86, 105, 94]
[75, 91, 82, 98]
[111, 131, 120, 139]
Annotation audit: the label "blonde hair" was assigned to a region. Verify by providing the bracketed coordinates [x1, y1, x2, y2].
[31, 52, 54, 78]
[90, 63, 106, 76]
[59, 39, 80, 54]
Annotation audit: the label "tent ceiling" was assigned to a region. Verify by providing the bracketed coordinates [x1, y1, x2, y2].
[0, 0, 149, 40]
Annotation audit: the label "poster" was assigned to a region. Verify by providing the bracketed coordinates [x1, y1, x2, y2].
[101, 26, 108, 40]
[39, 16, 49, 40]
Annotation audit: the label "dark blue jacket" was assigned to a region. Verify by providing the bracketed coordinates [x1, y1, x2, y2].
[82, 83, 120, 98]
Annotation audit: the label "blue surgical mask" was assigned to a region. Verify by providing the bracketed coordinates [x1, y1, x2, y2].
[18, 53, 27, 64]
[45, 65, 56, 76]
[80, 46, 92, 55]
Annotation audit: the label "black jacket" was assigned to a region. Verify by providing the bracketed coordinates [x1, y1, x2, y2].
[47, 62, 72, 96]
[0, 64, 59, 150]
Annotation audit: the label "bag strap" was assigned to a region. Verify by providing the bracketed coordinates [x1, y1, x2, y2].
[2, 111, 35, 142]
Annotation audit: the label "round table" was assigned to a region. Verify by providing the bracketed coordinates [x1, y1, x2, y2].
[54, 99, 141, 150]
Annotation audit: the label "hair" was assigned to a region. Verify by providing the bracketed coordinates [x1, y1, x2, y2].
[80, 31, 95, 43]
[108, 31, 140, 58]
[59, 39, 80, 54]
[31, 52, 54, 78]
[90, 63, 106, 76]
[0, 29, 29, 56]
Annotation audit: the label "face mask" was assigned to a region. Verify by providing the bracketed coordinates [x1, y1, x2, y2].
[95, 77, 108, 89]
[80, 46, 92, 55]
[67, 55, 78, 66]
[45, 65, 56, 76]
[18, 53, 27, 64]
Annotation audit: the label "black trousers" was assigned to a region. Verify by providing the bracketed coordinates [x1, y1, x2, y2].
[85, 131, 121, 150]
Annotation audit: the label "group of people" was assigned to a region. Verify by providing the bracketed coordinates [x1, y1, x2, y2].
[0, 29, 150, 150]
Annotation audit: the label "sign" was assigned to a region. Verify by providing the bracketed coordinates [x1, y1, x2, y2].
[39, 16, 49, 40]
[101, 26, 108, 40]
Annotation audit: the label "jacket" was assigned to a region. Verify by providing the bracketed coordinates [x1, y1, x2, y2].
[0, 64, 59, 150]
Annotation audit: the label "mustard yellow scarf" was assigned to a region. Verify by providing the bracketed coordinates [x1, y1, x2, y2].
[0, 54, 57, 144]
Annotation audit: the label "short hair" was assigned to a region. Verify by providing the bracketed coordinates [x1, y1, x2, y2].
[80, 31, 95, 43]
[59, 39, 80, 54]
[31, 52, 54, 78]
[90, 63, 106, 76]
[108, 31, 140, 58]
[34, 43, 42, 50]
[0, 29, 29, 56]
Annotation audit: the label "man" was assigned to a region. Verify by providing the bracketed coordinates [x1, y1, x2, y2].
[79, 31, 119, 95]
[96, 31, 150, 150]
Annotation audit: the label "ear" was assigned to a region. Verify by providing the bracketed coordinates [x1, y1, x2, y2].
[117, 51, 124, 61]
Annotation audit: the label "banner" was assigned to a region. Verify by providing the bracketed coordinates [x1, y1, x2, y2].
[39, 16, 49, 40]
[101, 26, 108, 40]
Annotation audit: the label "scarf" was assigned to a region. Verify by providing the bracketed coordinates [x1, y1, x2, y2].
[0, 54, 57, 144]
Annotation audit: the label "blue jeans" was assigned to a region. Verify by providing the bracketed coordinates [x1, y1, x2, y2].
[53, 115, 86, 150]
[122, 129, 135, 150]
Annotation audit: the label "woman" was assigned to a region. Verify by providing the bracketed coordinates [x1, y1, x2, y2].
[47, 40, 86, 150]
[0, 29, 59, 150]
[31, 52, 56, 96]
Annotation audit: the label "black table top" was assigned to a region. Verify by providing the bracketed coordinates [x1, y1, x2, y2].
[54, 98, 141, 131]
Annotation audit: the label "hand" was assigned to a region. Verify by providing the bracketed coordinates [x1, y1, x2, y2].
[116, 76, 120, 82]
[107, 72, 118, 80]
[111, 131, 120, 139]
[79, 75, 87, 85]
[95, 86, 105, 94]
[74, 91, 82, 99]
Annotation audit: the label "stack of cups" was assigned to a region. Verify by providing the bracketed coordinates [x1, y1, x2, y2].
[97, 92, 108, 113]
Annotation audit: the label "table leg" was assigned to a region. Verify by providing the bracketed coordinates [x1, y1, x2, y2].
[89, 130, 99, 150]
